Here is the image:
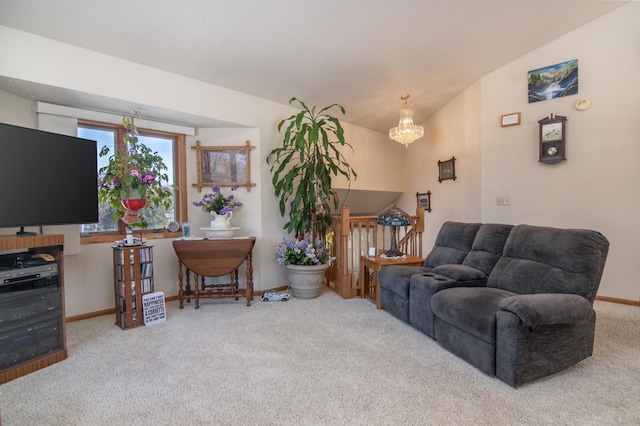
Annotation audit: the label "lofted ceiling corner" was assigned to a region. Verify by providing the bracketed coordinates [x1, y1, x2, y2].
[0, 0, 629, 132]
[333, 189, 403, 216]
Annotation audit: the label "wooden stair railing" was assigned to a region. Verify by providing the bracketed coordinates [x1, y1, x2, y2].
[326, 204, 424, 299]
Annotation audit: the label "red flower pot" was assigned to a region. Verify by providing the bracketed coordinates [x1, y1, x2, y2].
[121, 199, 147, 211]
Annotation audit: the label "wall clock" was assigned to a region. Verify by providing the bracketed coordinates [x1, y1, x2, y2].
[538, 114, 567, 164]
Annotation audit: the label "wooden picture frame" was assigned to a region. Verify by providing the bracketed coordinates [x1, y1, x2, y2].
[438, 157, 456, 183]
[416, 191, 432, 212]
[191, 140, 256, 192]
[501, 112, 521, 127]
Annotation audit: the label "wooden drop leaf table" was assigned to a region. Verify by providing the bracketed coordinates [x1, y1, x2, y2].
[172, 237, 256, 308]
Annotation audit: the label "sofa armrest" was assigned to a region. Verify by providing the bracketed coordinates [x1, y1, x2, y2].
[498, 294, 593, 328]
[410, 269, 487, 297]
[430, 264, 486, 281]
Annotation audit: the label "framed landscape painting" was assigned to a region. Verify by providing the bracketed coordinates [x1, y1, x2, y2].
[528, 59, 578, 103]
[191, 140, 256, 192]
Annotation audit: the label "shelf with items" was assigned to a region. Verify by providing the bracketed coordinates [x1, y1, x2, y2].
[112, 244, 154, 330]
[0, 234, 66, 385]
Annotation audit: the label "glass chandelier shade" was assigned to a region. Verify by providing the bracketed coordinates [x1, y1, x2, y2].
[389, 94, 424, 147]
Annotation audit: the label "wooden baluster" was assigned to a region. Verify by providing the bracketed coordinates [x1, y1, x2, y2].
[327, 206, 423, 299]
[348, 219, 356, 297]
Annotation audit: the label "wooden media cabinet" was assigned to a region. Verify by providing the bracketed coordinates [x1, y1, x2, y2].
[0, 234, 66, 384]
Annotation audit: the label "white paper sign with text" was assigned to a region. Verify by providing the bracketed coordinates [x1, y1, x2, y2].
[142, 291, 166, 326]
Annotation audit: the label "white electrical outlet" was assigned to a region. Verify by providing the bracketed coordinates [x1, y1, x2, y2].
[496, 197, 510, 206]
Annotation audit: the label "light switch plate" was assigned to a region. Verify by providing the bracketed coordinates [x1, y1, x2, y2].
[496, 197, 510, 206]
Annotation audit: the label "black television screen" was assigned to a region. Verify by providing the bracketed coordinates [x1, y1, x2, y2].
[0, 122, 98, 230]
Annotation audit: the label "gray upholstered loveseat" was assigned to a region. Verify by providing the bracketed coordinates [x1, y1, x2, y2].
[378, 222, 609, 387]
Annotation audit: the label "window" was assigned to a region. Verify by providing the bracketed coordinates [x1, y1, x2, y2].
[77, 120, 187, 243]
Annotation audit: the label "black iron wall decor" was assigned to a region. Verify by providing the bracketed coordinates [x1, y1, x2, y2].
[438, 157, 456, 183]
[416, 191, 431, 212]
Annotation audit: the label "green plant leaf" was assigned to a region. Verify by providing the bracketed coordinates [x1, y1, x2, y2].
[267, 99, 356, 246]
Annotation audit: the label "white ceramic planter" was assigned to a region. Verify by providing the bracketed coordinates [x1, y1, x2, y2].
[285, 263, 330, 299]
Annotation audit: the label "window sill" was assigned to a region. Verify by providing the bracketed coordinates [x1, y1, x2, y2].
[81, 230, 182, 245]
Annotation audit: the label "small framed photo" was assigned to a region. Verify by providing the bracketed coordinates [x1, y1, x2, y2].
[501, 112, 521, 127]
[416, 191, 432, 212]
[191, 140, 256, 192]
[438, 157, 456, 183]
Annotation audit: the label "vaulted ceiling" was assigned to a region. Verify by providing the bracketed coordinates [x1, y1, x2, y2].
[0, 0, 627, 132]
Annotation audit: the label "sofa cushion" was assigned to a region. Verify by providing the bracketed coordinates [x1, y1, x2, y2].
[409, 271, 487, 339]
[423, 222, 481, 268]
[488, 225, 609, 302]
[378, 265, 431, 299]
[462, 223, 513, 275]
[431, 286, 516, 343]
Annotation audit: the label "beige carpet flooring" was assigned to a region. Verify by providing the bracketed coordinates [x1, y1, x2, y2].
[1, 288, 639, 425]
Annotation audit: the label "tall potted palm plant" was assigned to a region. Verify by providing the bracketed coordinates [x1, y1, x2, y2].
[267, 97, 357, 298]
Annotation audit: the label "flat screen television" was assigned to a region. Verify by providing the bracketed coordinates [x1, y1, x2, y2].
[0, 122, 98, 234]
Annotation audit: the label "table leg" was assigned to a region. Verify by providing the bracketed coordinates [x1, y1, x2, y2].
[374, 269, 382, 309]
[185, 268, 192, 303]
[359, 264, 365, 298]
[178, 260, 184, 309]
[232, 269, 239, 301]
[363, 265, 372, 298]
[245, 250, 253, 306]
[194, 274, 201, 309]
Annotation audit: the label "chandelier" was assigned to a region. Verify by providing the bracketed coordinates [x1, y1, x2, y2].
[389, 94, 424, 147]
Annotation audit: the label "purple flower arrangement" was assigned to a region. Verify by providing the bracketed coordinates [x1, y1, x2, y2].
[193, 185, 242, 215]
[275, 237, 334, 266]
[106, 168, 157, 198]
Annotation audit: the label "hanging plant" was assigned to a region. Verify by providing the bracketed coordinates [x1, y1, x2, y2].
[97, 117, 174, 228]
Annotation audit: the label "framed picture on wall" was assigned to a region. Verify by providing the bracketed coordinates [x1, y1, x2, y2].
[500, 112, 521, 127]
[191, 140, 256, 192]
[416, 191, 432, 212]
[528, 59, 579, 103]
[438, 157, 456, 183]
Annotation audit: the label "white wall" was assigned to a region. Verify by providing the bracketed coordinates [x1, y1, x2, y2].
[186, 127, 264, 288]
[399, 81, 483, 250]
[479, 3, 639, 300]
[400, 3, 639, 301]
[0, 26, 405, 316]
[0, 88, 36, 128]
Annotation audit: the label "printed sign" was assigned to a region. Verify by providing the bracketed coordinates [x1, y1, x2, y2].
[142, 291, 166, 326]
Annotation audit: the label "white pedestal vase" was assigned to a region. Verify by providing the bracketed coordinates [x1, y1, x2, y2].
[202, 211, 238, 238]
[285, 263, 330, 299]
